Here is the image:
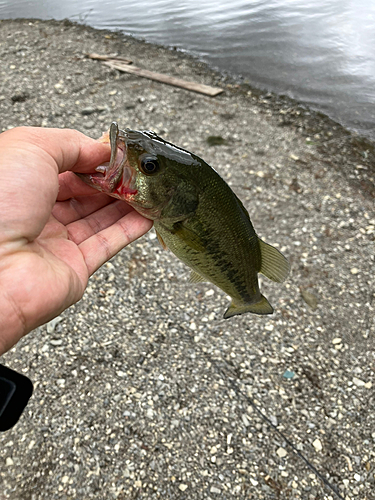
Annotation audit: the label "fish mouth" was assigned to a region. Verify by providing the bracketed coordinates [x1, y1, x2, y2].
[77, 122, 137, 199]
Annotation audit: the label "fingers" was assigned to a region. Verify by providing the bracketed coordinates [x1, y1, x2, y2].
[57, 171, 99, 200]
[1, 126, 110, 175]
[66, 200, 136, 245]
[79, 211, 153, 276]
[53, 192, 116, 225]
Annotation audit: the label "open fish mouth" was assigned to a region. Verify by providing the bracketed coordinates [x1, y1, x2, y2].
[76, 122, 137, 199]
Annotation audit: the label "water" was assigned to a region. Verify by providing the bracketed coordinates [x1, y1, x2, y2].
[1, 0, 375, 139]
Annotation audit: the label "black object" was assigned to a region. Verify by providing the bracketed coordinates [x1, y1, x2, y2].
[0, 364, 33, 431]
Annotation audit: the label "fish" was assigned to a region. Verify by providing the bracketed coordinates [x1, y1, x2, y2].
[76, 122, 289, 318]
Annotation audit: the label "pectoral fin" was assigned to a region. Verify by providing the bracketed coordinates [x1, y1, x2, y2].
[171, 221, 206, 253]
[259, 239, 290, 283]
[224, 295, 274, 319]
[155, 229, 168, 250]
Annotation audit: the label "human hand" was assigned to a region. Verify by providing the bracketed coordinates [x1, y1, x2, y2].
[0, 127, 153, 354]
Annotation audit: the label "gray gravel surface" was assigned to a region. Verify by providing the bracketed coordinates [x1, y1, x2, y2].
[0, 19, 374, 500]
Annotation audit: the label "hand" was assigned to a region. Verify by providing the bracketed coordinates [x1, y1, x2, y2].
[0, 127, 153, 354]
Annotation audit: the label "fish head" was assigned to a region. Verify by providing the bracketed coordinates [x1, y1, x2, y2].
[77, 122, 200, 220]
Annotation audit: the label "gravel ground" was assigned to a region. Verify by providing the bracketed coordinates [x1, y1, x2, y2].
[0, 19, 374, 500]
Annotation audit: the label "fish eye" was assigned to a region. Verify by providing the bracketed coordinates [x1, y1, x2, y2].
[140, 157, 160, 175]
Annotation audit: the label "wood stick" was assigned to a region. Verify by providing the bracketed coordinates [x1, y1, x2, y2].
[102, 60, 224, 97]
[87, 53, 133, 65]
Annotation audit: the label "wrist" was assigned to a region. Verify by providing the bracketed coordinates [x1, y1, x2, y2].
[0, 289, 27, 355]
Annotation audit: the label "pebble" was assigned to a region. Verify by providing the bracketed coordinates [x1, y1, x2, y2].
[210, 486, 221, 494]
[276, 447, 287, 458]
[352, 377, 365, 387]
[84, 120, 95, 129]
[312, 438, 322, 452]
[5, 457, 14, 466]
[46, 316, 63, 333]
[49, 339, 63, 346]
[350, 268, 360, 274]
[179, 484, 188, 491]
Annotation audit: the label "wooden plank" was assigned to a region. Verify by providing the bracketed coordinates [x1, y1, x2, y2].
[102, 60, 224, 97]
[87, 53, 133, 65]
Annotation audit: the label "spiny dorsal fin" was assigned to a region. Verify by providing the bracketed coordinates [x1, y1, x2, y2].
[189, 271, 207, 283]
[259, 239, 290, 283]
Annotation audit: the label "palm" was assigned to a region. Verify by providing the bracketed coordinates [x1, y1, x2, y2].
[0, 127, 152, 354]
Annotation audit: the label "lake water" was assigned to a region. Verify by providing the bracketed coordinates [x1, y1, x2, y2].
[1, 0, 375, 140]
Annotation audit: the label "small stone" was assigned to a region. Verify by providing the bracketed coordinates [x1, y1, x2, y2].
[108, 89, 117, 95]
[179, 484, 188, 491]
[354, 473, 361, 481]
[49, 339, 63, 346]
[46, 316, 63, 333]
[312, 438, 322, 452]
[364, 381, 372, 389]
[61, 475, 69, 484]
[350, 268, 360, 275]
[343, 479, 349, 488]
[134, 480, 142, 488]
[84, 120, 95, 129]
[250, 478, 258, 486]
[283, 370, 295, 379]
[276, 447, 287, 458]
[210, 446, 218, 454]
[5, 457, 14, 466]
[353, 377, 365, 387]
[81, 106, 96, 115]
[241, 414, 250, 427]
[332, 338, 342, 344]
[210, 486, 221, 494]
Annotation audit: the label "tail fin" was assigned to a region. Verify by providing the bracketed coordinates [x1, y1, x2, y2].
[223, 294, 274, 319]
[258, 239, 290, 283]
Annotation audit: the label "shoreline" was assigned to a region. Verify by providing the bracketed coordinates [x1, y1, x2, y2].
[1, 17, 374, 199]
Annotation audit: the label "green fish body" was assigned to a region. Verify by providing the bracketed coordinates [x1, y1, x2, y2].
[77, 122, 289, 318]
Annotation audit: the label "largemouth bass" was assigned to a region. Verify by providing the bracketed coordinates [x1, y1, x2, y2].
[77, 122, 289, 318]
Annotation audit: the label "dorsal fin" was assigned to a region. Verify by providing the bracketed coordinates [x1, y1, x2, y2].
[259, 239, 290, 283]
[189, 271, 207, 283]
